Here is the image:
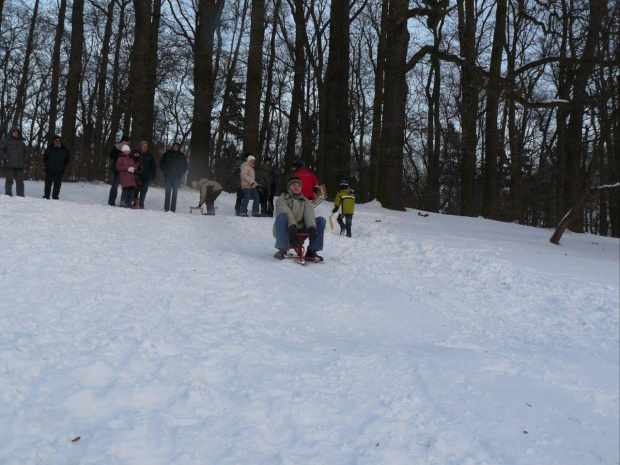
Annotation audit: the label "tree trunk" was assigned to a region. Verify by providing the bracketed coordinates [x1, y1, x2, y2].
[48, 0, 67, 139]
[242, 0, 265, 158]
[562, 0, 607, 232]
[258, 0, 281, 157]
[457, 0, 479, 217]
[93, 0, 116, 161]
[369, 0, 388, 201]
[129, 0, 161, 145]
[13, 0, 39, 127]
[284, 0, 305, 167]
[187, 0, 224, 182]
[61, 0, 84, 157]
[377, 0, 408, 211]
[481, 0, 506, 219]
[323, 0, 350, 193]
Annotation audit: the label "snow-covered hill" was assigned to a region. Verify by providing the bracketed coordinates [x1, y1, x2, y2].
[1, 181, 618, 465]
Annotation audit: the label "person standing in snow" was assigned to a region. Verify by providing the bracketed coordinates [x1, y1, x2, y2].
[331, 179, 356, 237]
[239, 154, 261, 217]
[133, 141, 157, 209]
[255, 157, 272, 217]
[160, 142, 189, 212]
[264, 156, 278, 217]
[226, 152, 248, 216]
[108, 135, 129, 206]
[291, 160, 319, 200]
[116, 145, 137, 208]
[42, 135, 70, 200]
[1, 126, 29, 197]
[273, 177, 326, 261]
[191, 178, 222, 215]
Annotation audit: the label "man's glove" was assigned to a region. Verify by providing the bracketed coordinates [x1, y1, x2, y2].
[288, 224, 300, 246]
[308, 226, 319, 240]
[332, 206, 338, 214]
[127, 167, 135, 173]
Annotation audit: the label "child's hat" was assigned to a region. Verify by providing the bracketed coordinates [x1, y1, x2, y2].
[339, 179, 349, 186]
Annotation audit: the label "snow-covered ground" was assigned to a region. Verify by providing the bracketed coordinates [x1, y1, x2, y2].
[1, 181, 618, 465]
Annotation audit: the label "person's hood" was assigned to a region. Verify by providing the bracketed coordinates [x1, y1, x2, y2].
[8, 126, 22, 139]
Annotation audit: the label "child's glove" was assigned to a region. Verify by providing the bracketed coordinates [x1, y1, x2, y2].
[332, 206, 338, 214]
[127, 167, 135, 173]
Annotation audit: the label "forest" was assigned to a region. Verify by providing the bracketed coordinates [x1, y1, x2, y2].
[0, 0, 618, 236]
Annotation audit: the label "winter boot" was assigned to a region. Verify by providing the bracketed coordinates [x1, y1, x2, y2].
[305, 249, 323, 262]
[274, 249, 287, 260]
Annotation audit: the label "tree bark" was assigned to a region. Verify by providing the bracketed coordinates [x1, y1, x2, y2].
[61, 0, 84, 157]
[187, 0, 224, 182]
[13, 0, 40, 127]
[481, 0, 507, 219]
[284, 0, 305, 167]
[129, 0, 162, 145]
[369, 0, 388, 201]
[377, 0, 408, 211]
[48, 0, 67, 139]
[242, 0, 265, 158]
[323, 0, 350, 193]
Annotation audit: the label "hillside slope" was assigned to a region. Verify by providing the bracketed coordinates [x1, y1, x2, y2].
[0, 182, 618, 465]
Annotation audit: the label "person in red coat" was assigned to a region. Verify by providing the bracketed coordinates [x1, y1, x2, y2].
[291, 160, 319, 200]
[116, 145, 137, 208]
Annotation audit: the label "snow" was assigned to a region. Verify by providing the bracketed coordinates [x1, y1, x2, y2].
[1, 181, 618, 465]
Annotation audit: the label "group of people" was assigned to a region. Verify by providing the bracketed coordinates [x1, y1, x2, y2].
[1, 126, 71, 200]
[1, 126, 358, 261]
[107, 135, 189, 211]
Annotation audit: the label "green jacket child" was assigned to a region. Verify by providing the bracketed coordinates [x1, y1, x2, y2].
[332, 179, 355, 237]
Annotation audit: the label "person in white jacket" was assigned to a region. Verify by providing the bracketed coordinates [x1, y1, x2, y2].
[239, 155, 261, 217]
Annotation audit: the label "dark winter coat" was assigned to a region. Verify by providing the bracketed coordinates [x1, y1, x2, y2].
[0, 126, 28, 169]
[292, 167, 319, 199]
[108, 144, 123, 174]
[116, 155, 137, 188]
[160, 149, 188, 181]
[227, 158, 244, 188]
[44, 143, 70, 175]
[134, 150, 157, 181]
[255, 162, 272, 195]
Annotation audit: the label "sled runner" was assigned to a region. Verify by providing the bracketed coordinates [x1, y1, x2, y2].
[190, 206, 204, 215]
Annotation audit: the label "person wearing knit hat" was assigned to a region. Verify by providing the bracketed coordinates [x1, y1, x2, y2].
[239, 154, 261, 217]
[42, 134, 70, 199]
[116, 144, 137, 208]
[272, 176, 326, 261]
[107, 134, 130, 205]
[332, 178, 356, 237]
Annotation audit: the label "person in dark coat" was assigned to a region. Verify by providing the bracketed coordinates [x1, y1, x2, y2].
[133, 141, 156, 209]
[108, 135, 129, 206]
[159, 142, 188, 212]
[226, 153, 249, 216]
[116, 145, 137, 208]
[264, 156, 278, 217]
[43, 135, 70, 199]
[0, 126, 29, 197]
[255, 159, 272, 216]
